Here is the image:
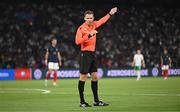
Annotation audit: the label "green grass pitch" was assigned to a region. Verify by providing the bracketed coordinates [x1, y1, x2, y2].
[0, 77, 180, 112]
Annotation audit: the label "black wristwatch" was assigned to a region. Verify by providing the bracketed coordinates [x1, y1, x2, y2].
[88, 34, 92, 38]
[88, 34, 95, 38]
[108, 13, 112, 16]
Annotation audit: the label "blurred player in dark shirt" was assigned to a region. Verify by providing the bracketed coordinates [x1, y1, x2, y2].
[161, 48, 172, 80]
[45, 37, 62, 86]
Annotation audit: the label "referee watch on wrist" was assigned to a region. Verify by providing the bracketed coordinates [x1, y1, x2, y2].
[88, 34, 92, 38]
[108, 13, 112, 16]
[88, 34, 95, 38]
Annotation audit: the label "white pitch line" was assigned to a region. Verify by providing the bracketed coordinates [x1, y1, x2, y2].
[118, 93, 180, 97]
[22, 88, 51, 94]
[0, 88, 179, 96]
[0, 88, 51, 94]
[33, 89, 51, 94]
[49, 92, 180, 97]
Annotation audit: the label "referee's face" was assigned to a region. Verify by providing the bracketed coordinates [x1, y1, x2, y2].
[84, 14, 94, 25]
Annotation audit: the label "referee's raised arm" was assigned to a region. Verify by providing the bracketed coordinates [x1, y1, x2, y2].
[95, 7, 117, 28]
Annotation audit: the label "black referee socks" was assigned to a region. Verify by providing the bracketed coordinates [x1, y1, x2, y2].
[78, 80, 99, 103]
[78, 80, 85, 103]
[91, 81, 99, 102]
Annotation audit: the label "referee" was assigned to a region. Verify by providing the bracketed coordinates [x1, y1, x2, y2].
[75, 7, 117, 107]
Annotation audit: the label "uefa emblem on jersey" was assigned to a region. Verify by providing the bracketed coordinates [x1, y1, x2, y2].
[53, 52, 57, 55]
[34, 69, 42, 80]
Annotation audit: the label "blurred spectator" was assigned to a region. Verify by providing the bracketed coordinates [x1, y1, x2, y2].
[0, 3, 179, 68]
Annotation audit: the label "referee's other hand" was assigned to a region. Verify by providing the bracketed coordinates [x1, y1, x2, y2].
[89, 30, 98, 36]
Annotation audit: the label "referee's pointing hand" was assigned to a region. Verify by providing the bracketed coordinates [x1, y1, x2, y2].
[109, 7, 118, 15]
[89, 30, 98, 36]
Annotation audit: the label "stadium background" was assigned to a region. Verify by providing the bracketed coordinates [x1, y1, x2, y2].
[0, 0, 180, 80]
[0, 0, 180, 112]
[0, 0, 180, 79]
[0, 0, 179, 69]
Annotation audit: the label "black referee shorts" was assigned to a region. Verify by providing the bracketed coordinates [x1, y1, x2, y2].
[80, 51, 97, 74]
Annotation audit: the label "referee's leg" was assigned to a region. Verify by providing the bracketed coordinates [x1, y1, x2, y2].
[78, 74, 87, 103]
[91, 72, 109, 106]
[91, 72, 99, 102]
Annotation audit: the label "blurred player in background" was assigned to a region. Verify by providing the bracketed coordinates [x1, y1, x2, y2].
[132, 49, 145, 81]
[75, 7, 117, 107]
[44, 37, 62, 86]
[161, 48, 172, 80]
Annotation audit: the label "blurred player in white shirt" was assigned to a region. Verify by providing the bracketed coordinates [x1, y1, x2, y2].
[132, 49, 145, 81]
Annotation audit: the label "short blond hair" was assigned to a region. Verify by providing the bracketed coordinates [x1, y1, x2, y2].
[84, 10, 94, 17]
